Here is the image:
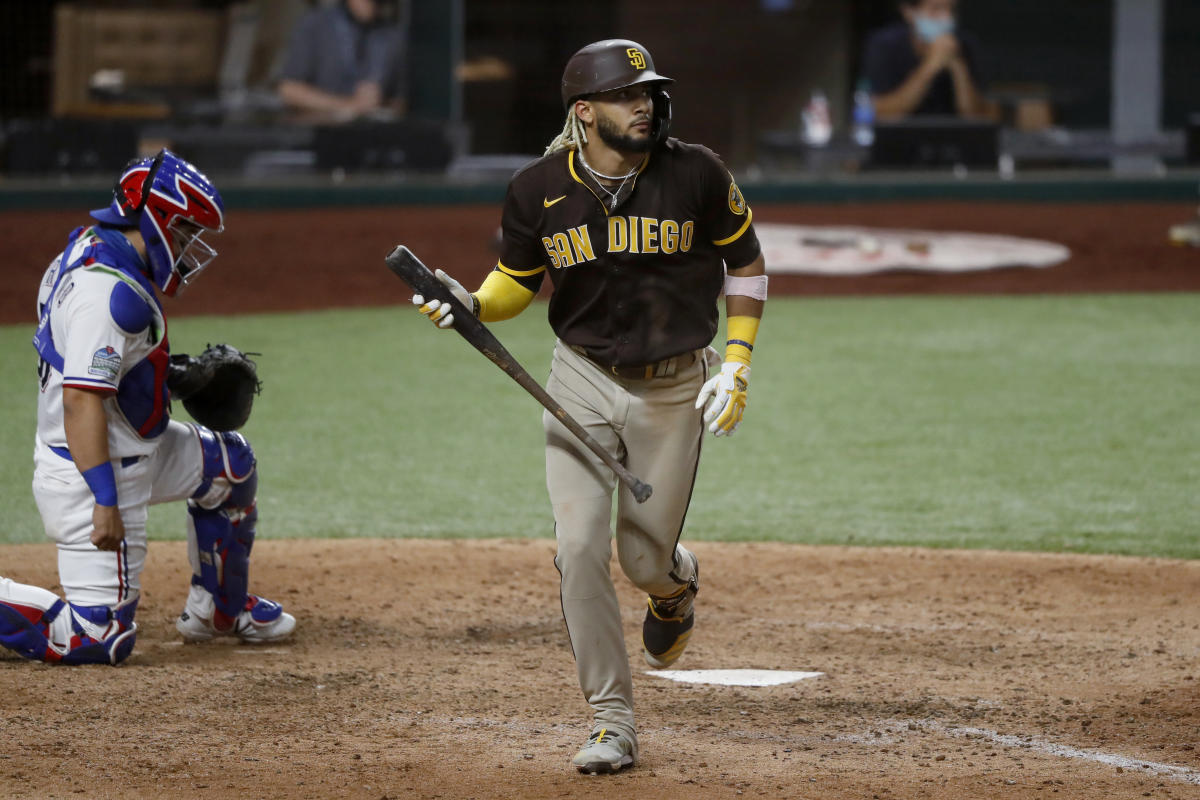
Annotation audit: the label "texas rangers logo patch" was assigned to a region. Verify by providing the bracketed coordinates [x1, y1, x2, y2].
[728, 181, 747, 216]
[88, 346, 121, 380]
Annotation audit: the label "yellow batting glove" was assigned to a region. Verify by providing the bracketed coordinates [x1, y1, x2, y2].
[695, 361, 751, 436]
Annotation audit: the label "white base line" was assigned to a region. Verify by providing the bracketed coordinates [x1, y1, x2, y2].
[272, 710, 1200, 786]
[917, 721, 1200, 786]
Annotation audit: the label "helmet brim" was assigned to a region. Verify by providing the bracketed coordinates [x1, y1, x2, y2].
[567, 72, 674, 107]
[89, 206, 134, 227]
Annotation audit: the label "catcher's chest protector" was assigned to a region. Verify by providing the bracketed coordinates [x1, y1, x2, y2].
[34, 227, 172, 439]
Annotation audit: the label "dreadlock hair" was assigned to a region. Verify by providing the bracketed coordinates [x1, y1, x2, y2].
[544, 105, 589, 156]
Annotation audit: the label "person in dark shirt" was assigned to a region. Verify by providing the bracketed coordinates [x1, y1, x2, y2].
[862, 0, 996, 120]
[277, 0, 407, 120]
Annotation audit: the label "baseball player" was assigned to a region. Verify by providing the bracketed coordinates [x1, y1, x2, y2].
[413, 40, 766, 773]
[0, 150, 296, 666]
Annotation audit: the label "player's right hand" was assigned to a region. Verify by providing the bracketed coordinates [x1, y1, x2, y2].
[90, 503, 126, 552]
[413, 269, 474, 329]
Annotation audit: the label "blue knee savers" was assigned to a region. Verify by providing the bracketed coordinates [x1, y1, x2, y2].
[0, 598, 138, 666]
[192, 426, 256, 506]
[189, 426, 258, 620]
[61, 600, 139, 665]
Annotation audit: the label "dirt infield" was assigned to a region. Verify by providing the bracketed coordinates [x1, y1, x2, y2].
[2, 201, 1198, 325]
[1, 539, 1196, 799]
[3, 201, 1196, 798]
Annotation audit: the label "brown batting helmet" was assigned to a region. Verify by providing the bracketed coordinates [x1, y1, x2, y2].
[560, 39, 674, 108]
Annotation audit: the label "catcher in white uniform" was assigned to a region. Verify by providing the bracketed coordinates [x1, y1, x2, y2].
[0, 150, 295, 666]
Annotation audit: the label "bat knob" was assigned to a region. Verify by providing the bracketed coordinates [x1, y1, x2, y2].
[631, 480, 653, 504]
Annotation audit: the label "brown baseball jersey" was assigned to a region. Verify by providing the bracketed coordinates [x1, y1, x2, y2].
[495, 138, 761, 367]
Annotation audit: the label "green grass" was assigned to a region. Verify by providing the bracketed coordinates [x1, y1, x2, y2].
[2, 294, 1197, 558]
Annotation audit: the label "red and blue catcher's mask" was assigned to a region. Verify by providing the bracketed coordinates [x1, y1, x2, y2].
[90, 149, 225, 297]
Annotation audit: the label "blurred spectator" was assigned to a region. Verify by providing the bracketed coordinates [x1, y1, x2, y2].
[862, 0, 997, 121]
[277, 0, 407, 120]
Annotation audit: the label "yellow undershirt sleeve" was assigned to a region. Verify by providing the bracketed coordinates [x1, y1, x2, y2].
[473, 269, 536, 322]
[724, 315, 760, 366]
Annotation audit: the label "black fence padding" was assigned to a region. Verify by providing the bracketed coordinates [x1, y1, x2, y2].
[4, 118, 139, 175]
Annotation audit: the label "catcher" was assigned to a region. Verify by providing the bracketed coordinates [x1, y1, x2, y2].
[0, 150, 295, 666]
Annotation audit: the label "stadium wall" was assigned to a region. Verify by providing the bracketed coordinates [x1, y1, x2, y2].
[2, 175, 1197, 326]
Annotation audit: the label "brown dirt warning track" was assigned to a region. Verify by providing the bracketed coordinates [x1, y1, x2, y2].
[1, 200, 1197, 798]
[2, 201, 1198, 325]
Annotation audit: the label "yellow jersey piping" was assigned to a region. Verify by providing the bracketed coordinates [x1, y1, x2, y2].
[712, 206, 754, 247]
[497, 261, 546, 277]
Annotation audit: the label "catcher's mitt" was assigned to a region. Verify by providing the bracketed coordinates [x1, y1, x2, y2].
[167, 343, 262, 431]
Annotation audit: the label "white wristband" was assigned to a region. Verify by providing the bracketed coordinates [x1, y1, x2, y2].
[724, 273, 768, 300]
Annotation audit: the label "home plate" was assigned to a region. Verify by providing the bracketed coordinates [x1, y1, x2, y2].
[646, 669, 824, 687]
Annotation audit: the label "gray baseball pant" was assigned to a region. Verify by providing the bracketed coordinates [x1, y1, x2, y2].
[543, 339, 706, 739]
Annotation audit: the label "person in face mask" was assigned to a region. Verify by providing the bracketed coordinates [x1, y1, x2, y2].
[862, 0, 997, 120]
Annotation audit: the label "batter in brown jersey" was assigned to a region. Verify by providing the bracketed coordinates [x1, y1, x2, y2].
[413, 38, 768, 775]
[497, 138, 760, 366]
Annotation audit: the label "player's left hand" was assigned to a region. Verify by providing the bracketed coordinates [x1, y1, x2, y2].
[696, 361, 751, 437]
[90, 503, 126, 552]
[413, 269, 473, 329]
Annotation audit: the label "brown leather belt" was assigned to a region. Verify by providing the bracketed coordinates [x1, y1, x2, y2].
[569, 345, 697, 380]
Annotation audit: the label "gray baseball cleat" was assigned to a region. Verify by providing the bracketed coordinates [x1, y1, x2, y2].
[642, 552, 699, 668]
[571, 727, 637, 774]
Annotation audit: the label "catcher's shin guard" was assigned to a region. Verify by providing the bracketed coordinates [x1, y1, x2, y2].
[188, 426, 259, 630]
[0, 579, 138, 665]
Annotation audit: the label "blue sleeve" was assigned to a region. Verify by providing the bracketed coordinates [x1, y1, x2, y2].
[863, 28, 901, 94]
[278, 13, 321, 83]
[367, 26, 407, 99]
[959, 32, 988, 90]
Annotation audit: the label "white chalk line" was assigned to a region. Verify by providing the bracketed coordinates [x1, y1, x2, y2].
[805, 619, 980, 634]
[908, 720, 1200, 786]
[802, 619, 1058, 639]
[732, 718, 1200, 786]
[344, 709, 1200, 786]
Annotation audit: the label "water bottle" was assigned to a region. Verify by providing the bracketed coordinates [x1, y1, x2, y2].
[852, 80, 875, 147]
[801, 89, 832, 147]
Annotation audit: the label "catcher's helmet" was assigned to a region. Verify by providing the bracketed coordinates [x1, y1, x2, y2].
[90, 149, 225, 297]
[561, 39, 674, 144]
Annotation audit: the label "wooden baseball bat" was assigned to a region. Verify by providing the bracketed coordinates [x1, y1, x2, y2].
[385, 245, 653, 504]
